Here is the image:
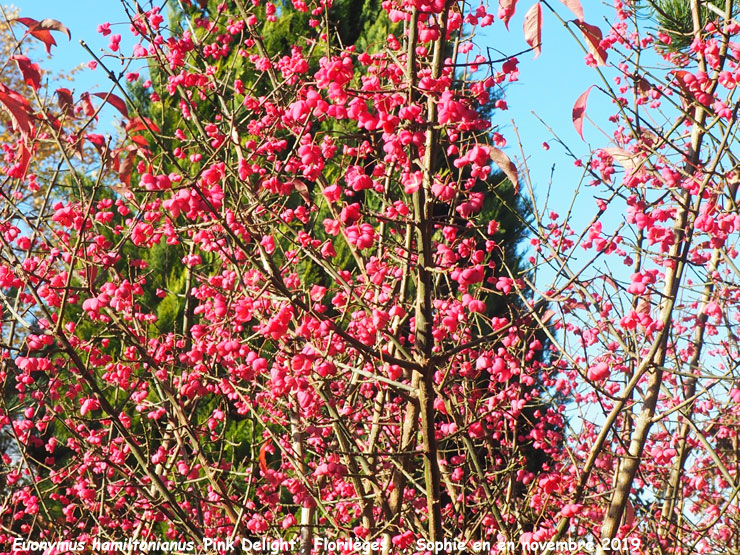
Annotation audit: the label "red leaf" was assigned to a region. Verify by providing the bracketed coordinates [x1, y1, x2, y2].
[523, 3, 543, 58]
[85, 133, 106, 147]
[12, 18, 54, 53]
[635, 298, 651, 316]
[12, 56, 42, 91]
[499, 0, 518, 29]
[624, 499, 636, 528]
[293, 179, 312, 205]
[126, 116, 161, 134]
[540, 308, 557, 325]
[559, 0, 584, 21]
[79, 92, 96, 118]
[85, 265, 99, 293]
[118, 146, 138, 186]
[258, 441, 271, 475]
[572, 86, 593, 141]
[0, 84, 34, 140]
[574, 21, 608, 66]
[70, 132, 86, 160]
[44, 113, 63, 133]
[110, 146, 121, 173]
[9, 141, 32, 180]
[12, 17, 37, 28]
[55, 88, 74, 117]
[91, 92, 129, 119]
[489, 147, 519, 192]
[86, 135, 113, 170]
[12, 17, 70, 54]
[130, 135, 150, 148]
[18, 142, 31, 179]
[33, 18, 71, 40]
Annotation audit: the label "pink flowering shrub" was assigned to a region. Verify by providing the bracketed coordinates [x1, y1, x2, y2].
[3, 1, 740, 554]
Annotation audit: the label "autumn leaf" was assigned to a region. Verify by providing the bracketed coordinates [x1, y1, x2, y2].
[601, 147, 640, 171]
[499, 0, 518, 29]
[259, 441, 272, 475]
[12, 56, 42, 91]
[0, 83, 34, 140]
[33, 18, 71, 39]
[126, 116, 161, 134]
[635, 298, 652, 316]
[539, 308, 557, 325]
[634, 75, 652, 98]
[85, 133, 106, 147]
[574, 20, 607, 66]
[79, 92, 96, 118]
[9, 141, 32, 180]
[91, 92, 130, 119]
[572, 85, 593, 140]
[293, 179, 313, 205]
[84, 134, 112, 167]
[118, 145, 138, 187]
[84, 264, 99, 294]
[55, 88, 75, 118]
[12, 17, 71, 54]
[666, 70, 705, 123]
[523, 3, 543, 58]
[559, 0, 584, 21]
[69, 132, 86, 160]
[489, 147, 519, 191]
[129, 135, 150, 148]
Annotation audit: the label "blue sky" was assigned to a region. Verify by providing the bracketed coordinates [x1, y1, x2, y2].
[9, 0, 137, 131]
[9, 0, 133, 82]
[9, 0, 613, 171]
[486, 1, 616, 216]
[9, 0, 617, 234]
